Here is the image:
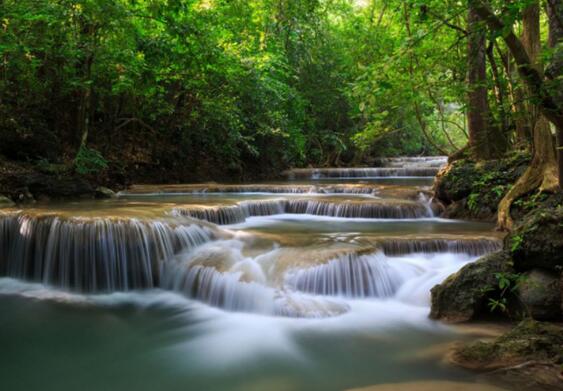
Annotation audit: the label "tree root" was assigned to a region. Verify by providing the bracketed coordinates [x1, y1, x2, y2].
[497, 117, 558, 231]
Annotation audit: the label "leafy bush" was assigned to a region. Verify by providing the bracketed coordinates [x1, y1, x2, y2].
[74, 145, 108, 175]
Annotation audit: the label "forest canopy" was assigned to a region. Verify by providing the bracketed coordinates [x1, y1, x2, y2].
[0, 0, 561, 184]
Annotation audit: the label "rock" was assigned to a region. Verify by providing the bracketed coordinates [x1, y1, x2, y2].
[433, 153, 530, 221]
[0, 194, 15, 208]
[348, 380, 509, 391]
[518, 269, 562, 321]
[507, 206, 563, 273]
[434, 160, 480, 204]
[95, 186, 117, 199]
[24, 172, 95, 199]
[450, 320, 563, 391]
[430, 251, 513, 323]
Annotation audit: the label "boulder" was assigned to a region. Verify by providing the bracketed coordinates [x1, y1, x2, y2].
[430, 251, 513, 323]
[518, 269, 561, 321]
[95, 186, 117, 199]
[24, 172, 94, 199]
[507, 207, 563, 273]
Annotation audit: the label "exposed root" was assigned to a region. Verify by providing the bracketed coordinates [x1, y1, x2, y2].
[497, 117, 558, 231]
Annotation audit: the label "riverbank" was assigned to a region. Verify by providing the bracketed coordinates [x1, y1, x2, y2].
[431, 154, 563, 391]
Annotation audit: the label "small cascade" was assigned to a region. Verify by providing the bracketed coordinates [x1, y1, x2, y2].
[284, 167, 440, 179]
[172, 205, 247, 225]
[121, 184, 378, 196]
[172, 198, 433, 225]
[166, 264, 277, 314]
[284, 199, 432, 219]
[377, 238, 502, 257]
[160, 241, 350, 317]
[239, 199, 286, 216]
[0, 213, 212, 292]
[283, 155, 447, 179]
[284, 252, 422, 298]
[374, 156, 447, 168]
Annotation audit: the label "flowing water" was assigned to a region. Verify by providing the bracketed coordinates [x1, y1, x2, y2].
[0, 156, 508, 391]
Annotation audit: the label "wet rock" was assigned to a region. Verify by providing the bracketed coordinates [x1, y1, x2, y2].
[430, 251, 513, 323]
[95, 186, 117, 199]
[507, 206, 563, 273]
[0, 195, 15, 208]
[518, 269, 562, 321]
[450, 320, 563, 391]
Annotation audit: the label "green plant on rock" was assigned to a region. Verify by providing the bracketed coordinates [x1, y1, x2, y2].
[74, 145, 108, 175]
[467, 192, 479, 212]
[510, 234, 524, 252]
[487, 271, 526, 314]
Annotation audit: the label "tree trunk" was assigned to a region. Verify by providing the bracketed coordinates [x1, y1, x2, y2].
[546, 0, 563, 187]
[467, 1, 493, 159]
[473, 1, 563, 131]
[521, 3, 541, 127]
[494, 0, 559, 230]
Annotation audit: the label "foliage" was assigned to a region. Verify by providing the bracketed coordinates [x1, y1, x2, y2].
[0, 0, 558, 180]
[74, 145, 108, 175]
[487, 271, 526, 314]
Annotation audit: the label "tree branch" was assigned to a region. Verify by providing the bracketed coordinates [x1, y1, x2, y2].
[473, 0, 563, 130]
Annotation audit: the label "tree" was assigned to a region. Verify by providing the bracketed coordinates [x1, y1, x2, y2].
[472, 0, 560, 230]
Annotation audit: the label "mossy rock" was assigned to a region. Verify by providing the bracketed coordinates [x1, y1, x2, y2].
[451, 320, 563, 391]
[506, 206, 563, 273]
[452, 319, 563, 370]
[0, 194, 15, 208]
[430, 251, 513, 323]
[518, 269, 562, 321]
[95, 186, 117, 199]
[434, 153, 530, 221]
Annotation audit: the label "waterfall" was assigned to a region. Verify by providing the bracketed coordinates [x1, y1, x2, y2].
[284, 252, 422, 298]
[374, 156, 447, 168]
[284, 167, 440, 179]
[283, 155, 447, 179]
[172, 205, 247, 225]
[0, 213, 212, 292]
[377, 238, 502, 256]
[160, 241, 350, 317]
[283, 199, 432, 219]
[171, 198, 434, 225]
[121, 184, 378, 196]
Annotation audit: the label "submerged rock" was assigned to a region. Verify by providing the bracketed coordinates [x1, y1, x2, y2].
[518, 269, 562, 321]
[450, 320, 563, 391]
[430, 251, 513, 323]
[507, 206, 563, 273]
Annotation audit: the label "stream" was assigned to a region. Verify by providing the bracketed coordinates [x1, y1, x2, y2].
[0, 156, 507, 391]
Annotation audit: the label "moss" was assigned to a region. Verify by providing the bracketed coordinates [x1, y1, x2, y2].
[506, 205, 563, 272]
[434, 152, 531, 221]
[430, 251, 514, 323]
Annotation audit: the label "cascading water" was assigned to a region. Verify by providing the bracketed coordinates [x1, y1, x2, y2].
[377, 237, 502, 256]
[171, 197, 434, 225]
[283, 155, 447, 179]
[0, 155, 507, 390]
[0, 213, 212, 291]
[284, 252, 422, 298]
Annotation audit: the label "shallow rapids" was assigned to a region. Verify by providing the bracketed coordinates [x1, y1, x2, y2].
[0, 156, 508, 391]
